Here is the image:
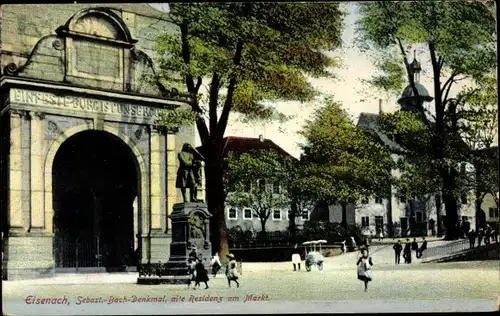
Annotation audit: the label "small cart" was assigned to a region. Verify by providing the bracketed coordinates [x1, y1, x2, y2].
[303, 240, 326, 272]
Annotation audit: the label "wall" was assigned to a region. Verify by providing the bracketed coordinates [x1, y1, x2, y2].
[482, 193, 499, 223]
[225, 207, 309, 232]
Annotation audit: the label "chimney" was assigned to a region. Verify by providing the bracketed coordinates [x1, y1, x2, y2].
[379, 99, 383, 115]
[259, 134, 264, 142]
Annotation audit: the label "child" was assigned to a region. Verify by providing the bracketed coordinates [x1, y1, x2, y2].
[187, 258, 197, 289]
[225, 253, 240, 288]
[356, 249, 373, 292]
[194, 258, 209, 289]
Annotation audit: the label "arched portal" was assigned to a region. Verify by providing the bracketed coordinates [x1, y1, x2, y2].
[52, 130, 139, 271]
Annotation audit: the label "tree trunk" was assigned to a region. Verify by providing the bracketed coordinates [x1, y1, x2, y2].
[289, 199, 297, 240]
[205, 155, 230, 263]
[260, 218, 268, 234]
[436, 194, 443, 237]
[443, 193, 460, 240]
[341, 202, 348, 229]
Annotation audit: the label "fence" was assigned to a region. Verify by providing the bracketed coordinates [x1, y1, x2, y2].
[421, 239, 469, 260]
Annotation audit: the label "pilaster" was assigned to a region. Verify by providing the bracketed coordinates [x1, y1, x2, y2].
[150, 127, 163, 230]
[9, 110, 27, 231]
[30, 111, 45, 230]
[166, 131, 177, 234]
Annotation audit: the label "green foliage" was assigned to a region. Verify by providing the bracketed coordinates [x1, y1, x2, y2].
[154, 107, 198, 131]
[355, 1, 497, 217]
[154, 3, 344, 123]
[299, 98, 395, 203]
[226, 149, 293, 231]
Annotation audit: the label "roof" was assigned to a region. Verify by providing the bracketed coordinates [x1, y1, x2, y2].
[357, 112, 404, 153]
[196, 136, 296, 160]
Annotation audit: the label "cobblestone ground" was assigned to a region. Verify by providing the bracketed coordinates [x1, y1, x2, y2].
[3, 258, 499, 315]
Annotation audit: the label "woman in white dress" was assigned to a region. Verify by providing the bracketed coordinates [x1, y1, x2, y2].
[291, 244, 302, 271]
[356, 249, 373, 292]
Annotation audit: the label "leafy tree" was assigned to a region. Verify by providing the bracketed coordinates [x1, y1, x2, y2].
[226, 149, 292, 233]
[299, 98, 395, 229]
[356, 0, 496, 239]
[151, 3, 344, 257]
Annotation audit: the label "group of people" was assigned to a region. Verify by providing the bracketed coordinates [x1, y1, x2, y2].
[393, 237, 427, 264]
[467, 225, 498, 249]
[187, 249, 240, 289]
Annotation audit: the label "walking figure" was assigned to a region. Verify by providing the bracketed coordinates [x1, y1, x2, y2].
[194, 258, 209, 289]
[341, 240, 347, 255]
[356, 249, 373, 292]
[187, 258, 197, 289]
[403, 238, 412, 264]
[291, 244, 302, 271]
[417, 237, 427, 258]
[211, 253, 221, 277]
[411, 238, 419, 258]
[225, 253, 240, 288]
[468, 230, 477, 248]
[393, 240, 402, 264]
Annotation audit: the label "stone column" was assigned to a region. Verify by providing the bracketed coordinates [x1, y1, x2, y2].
[166, 131, 177, 233]
[9, 110, 26, 231]
[150, 127, 162, 230]
[30, 111, 45, 230]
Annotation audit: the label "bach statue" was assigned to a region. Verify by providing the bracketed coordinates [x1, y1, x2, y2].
[176, 143, 204, 203]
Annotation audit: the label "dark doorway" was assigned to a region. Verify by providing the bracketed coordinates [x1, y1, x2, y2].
[52, 130, 138, 272]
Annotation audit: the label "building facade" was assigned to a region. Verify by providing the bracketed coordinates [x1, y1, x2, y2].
[1, 4, 196, 280]
[217, 136, 311, 234]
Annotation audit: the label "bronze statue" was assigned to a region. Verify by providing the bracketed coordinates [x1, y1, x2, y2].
[176, 143, 204, 202]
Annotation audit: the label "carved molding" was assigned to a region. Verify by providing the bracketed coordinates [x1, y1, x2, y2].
[52, 39, 64, 51]
[47, 121, 61, 136]
[31, 112, 46, 120]
[4, 63, 19, 76]
[10, 109, 28, 118]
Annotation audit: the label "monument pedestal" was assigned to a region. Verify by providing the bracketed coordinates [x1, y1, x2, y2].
[137, 202, 212, 285]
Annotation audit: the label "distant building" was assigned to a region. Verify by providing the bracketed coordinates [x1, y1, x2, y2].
[324, 110, 476, 238]
[199, 136, 311, 234]
[475, 146, 499, 230]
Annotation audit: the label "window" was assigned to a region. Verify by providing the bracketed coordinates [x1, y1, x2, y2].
[416, 212, 423, 223]
[375, 196, 383, 204]
[362, 197, 369, 204]
[489, 208, 499, 218]
[244, 181, 251, 193]
[228, 208, 237, 220]
[375, 216, 383, 233]
[273, 210, 281, 220]
[301, 211, 309, 220]
[361, 216, 369, 227]
[258, 179, 266, 191]
[243, 209, 253, 220]
[273, 182, 281, 194]
[461, 193, 467, 205]
[287, 210, 293, 220]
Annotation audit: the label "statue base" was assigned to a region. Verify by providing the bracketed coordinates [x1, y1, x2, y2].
[137, 202, 212, 285]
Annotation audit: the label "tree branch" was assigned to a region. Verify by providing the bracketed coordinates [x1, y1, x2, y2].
[216, 41, 244, 139]
[208, 73, 221, 135]
[180, 22, 195, 94]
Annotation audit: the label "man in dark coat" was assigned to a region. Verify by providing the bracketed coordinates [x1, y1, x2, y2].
[411, 238, 419, 257]
[194, 258, 209, 289]
[468, 229, 477, 248]
[403, 238, 412, 264]
[393, 240, 403, 264]
[417, 237, 427, 258]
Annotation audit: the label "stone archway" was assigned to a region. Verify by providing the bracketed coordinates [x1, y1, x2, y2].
[44, 124, 150, 271]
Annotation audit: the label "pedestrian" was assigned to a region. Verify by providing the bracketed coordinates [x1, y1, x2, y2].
[485, 225, 492, 245]
[411, 238, 419, 257]
[468, 230, 477, 248]
[356, 249, 374, 292]
[341, 240, 347, 255]
[291, 244, 302, 271]
[350, 236, 357, 250]
[194, 258, 209, 289]
[393, 240, 403, 264]
[225, 253, 240, 288]
[478, 228, 484, 247]
[187, 258, 197, 289]
[403, 238, 412, 264]
[417, 237, 427, 258]
[211, 253, 221, 277]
